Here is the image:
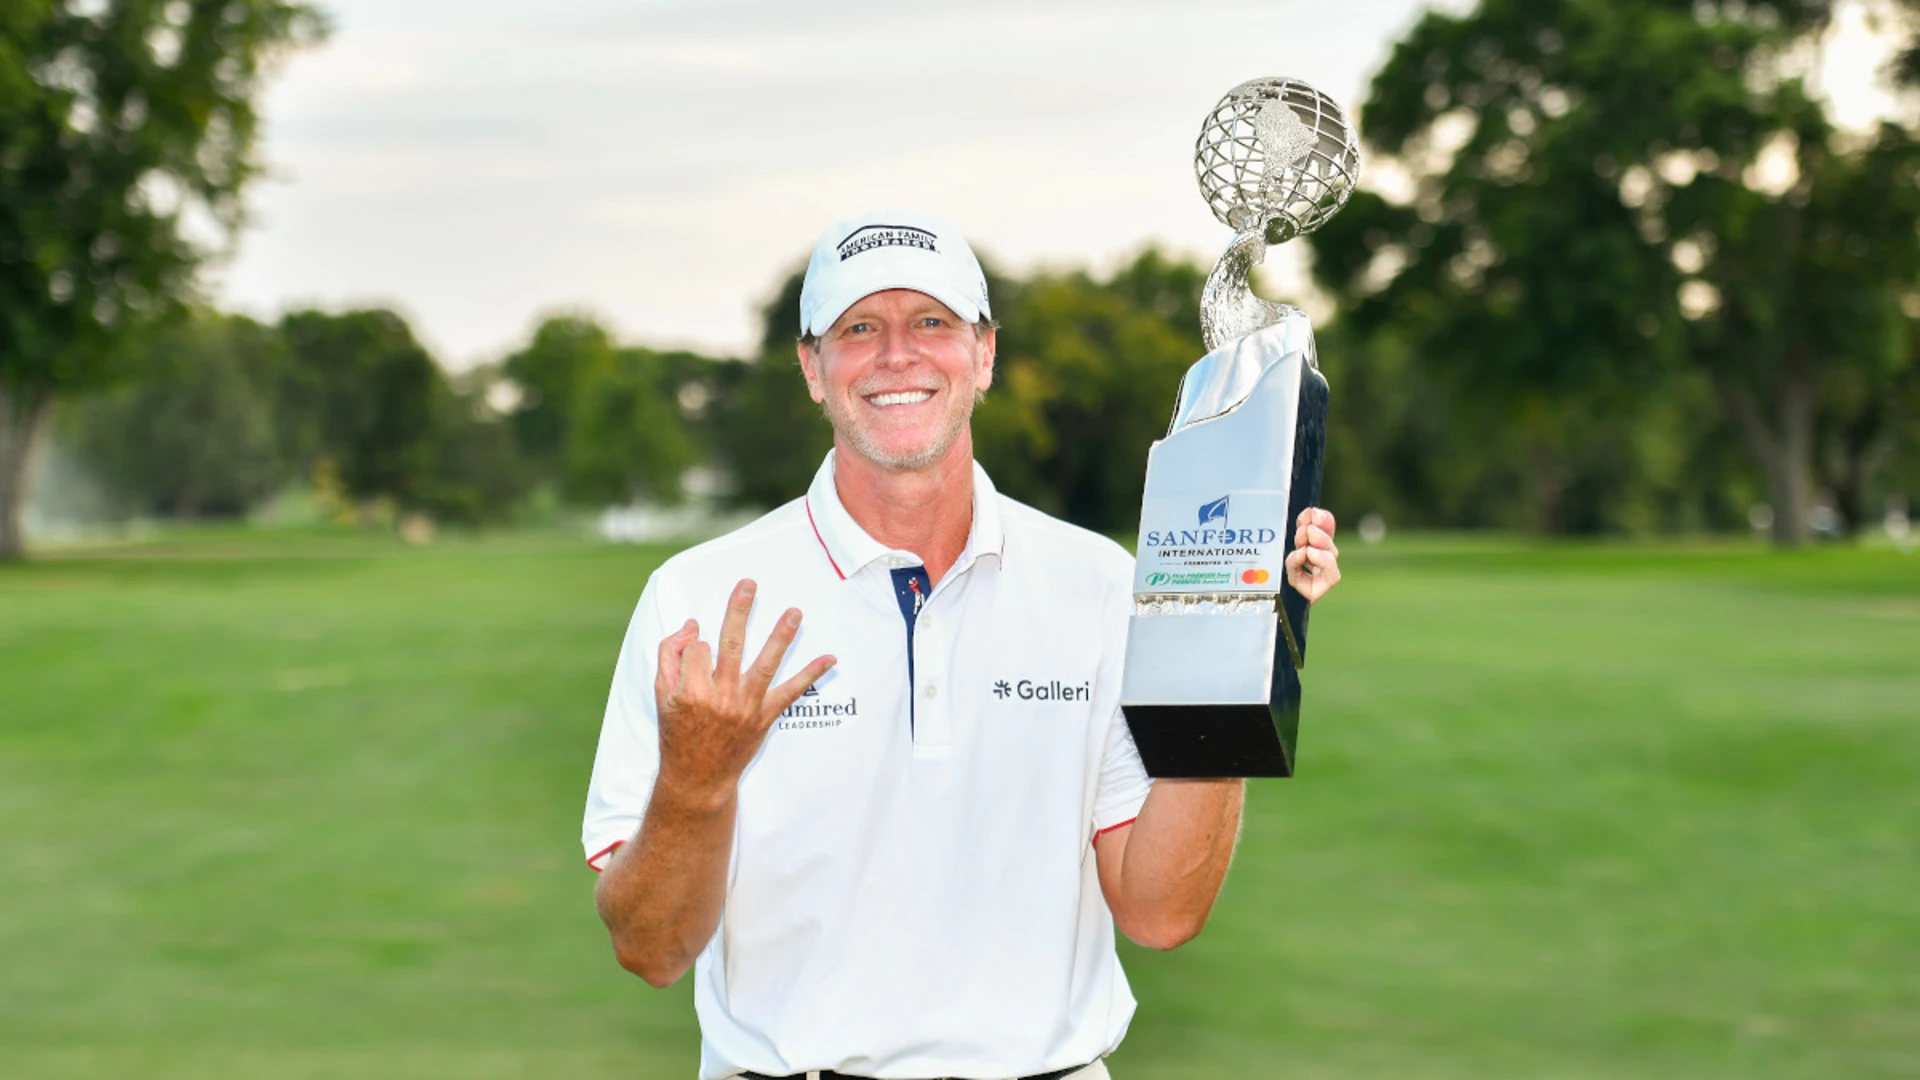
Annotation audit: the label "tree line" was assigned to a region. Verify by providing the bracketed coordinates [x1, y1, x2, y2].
[49, 231, 1917, 544]
[1311, 0, 1920, 544]
[5, 0, 1917, 557]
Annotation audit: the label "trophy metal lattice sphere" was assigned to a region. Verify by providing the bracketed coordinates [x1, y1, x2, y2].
[1195, 77, 1361, 243]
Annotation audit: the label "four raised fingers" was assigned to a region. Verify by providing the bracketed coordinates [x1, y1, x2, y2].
[658, 582, 834, 728]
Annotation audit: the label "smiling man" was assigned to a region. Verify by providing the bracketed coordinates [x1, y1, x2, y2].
[583, 208, 1342, 1080]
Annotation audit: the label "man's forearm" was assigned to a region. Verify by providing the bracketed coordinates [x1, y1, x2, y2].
[593, 775, 737, 987]
[1111, 778, 1245, 949]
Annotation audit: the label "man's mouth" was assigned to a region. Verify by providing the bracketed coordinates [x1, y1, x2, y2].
[865, 390, 936, 407]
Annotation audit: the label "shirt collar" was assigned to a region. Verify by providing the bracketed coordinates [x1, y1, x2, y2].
[804, 449, 1006, 581]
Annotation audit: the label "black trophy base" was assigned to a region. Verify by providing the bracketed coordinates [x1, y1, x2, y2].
[1123, 656, 1301, 778]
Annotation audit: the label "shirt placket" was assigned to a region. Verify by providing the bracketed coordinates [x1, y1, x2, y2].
[913, 554, 983, 758]
[886, 555, 967, 760]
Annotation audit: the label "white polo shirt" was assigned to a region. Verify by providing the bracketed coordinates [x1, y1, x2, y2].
[582, 451, 1154, 1080]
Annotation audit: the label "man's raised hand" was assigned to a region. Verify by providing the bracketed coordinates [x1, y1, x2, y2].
[1284, 508, 1341, 605]
[653, 579, 836, 804]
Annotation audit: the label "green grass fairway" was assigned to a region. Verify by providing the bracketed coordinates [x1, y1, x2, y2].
[3, 534, 1916, 1079]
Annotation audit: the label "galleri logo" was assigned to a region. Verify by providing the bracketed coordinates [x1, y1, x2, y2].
[991, 678, 1091, 702]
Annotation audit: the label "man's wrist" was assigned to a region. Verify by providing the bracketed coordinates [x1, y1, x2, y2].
[650, 767, 738, 817]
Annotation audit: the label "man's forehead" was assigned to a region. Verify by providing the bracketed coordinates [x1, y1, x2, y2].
[833, 289, 962, 327]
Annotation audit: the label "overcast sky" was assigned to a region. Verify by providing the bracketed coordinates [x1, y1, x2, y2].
[210, 0, 1903, 367]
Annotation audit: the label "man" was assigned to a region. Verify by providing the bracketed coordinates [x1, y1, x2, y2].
[583, 208, 1342, 1080]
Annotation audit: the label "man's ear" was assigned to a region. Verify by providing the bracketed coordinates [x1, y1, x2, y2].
[796, 342, 827, 404]
[974, 327, 997, 393]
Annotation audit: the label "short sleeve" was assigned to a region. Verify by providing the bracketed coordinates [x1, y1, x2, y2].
[1093, 559, 1152, 836]
[582, 573, 671, 870]
[1093, 704, 1152, 834]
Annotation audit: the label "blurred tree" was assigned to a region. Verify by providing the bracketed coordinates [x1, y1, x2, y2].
[0, 0, 325, 558]
[410, 369, 533, 526]
[975, 251, 1204, 533]
[278, 308, 442, 516]
[1308, 0, 1919, 544]
[701, 350, 834, 509]
[703, 267, 834, 508]
[501, 313, 702, 506]
[500, 314, 612, 480]
[62, 310, 290, 517]
[564, 346, 700, 505]
[1895, 0, 1920, 89]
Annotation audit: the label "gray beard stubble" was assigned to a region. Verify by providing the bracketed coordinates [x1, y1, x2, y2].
[823, 384, 978, 471]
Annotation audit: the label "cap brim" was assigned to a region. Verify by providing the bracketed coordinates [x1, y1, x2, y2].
[806, 270, 984, 338]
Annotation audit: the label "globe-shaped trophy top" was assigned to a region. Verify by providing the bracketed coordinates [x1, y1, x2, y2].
[1195, 77, 1361, 243]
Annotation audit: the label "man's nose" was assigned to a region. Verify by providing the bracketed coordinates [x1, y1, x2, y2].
[874, 324, 920, 367]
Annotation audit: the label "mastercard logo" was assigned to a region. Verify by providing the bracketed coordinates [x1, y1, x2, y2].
[1240, 568, 1271, 585]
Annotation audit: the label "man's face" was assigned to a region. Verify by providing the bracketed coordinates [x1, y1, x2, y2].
[798, 289, 995, 472]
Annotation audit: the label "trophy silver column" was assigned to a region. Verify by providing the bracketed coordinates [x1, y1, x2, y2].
[1119, 77, 1361, 778]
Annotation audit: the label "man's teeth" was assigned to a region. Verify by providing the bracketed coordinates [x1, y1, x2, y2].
[868, 390, 935, 406]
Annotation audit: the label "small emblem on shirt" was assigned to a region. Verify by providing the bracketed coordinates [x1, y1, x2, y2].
[992, 678, 1091, 702]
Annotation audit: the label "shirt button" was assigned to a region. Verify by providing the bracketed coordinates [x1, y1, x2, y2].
[925, 684, 939, 699]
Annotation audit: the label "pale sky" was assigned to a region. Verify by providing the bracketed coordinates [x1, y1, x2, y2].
[210, 0, 1905, 368]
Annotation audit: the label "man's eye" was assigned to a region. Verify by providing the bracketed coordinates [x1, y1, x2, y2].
[920, 317, 945, 328]
[847, 322, 872, 334]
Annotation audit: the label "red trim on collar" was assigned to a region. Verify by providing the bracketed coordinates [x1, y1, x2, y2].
[805, 500, 847, 580]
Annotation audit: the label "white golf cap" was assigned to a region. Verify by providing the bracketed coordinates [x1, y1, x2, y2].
[799, 208, 991, 338]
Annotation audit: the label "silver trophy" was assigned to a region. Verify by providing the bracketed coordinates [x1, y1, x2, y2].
[1119, 77, 1361, 778]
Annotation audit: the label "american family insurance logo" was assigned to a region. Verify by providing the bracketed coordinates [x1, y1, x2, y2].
[837, 224, 938, 261]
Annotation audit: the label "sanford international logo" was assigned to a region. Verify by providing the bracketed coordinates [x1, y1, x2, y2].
[1143, 494, 1277, 552]
[991, 677, 1091, 702]
[837, 224, 938, 261]
[777, 682, 857, 732]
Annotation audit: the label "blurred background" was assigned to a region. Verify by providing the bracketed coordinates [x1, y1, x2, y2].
[2, 1, 1916, 1078]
